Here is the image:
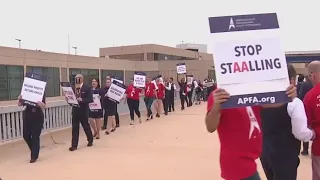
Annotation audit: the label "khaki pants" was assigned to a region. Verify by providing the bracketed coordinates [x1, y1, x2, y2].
[312, 155, 320, 180]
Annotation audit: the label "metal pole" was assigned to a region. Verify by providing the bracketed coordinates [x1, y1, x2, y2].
[15, 39, 21, 48]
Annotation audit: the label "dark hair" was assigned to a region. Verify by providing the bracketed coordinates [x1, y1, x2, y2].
[170, 77, 173, 81]
[287, 63, 297, 79]
[92, 78, 100, 88]
[297, 74, 305, 83]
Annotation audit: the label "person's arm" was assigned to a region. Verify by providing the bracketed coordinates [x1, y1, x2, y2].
[262, 84, 297, 108]
[304, 93, 315, 128]
[205, 93, 221, 133]
[287, 98, 315, 141]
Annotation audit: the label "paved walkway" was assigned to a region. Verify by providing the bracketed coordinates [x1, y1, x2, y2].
[0, 104, 312, 180]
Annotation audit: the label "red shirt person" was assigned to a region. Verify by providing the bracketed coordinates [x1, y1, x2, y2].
[126, 83, 142, 100]
[303, 61, 320, 179]
[156, 82, 165, 99]
[205, 86, 296, 180]
[125, 79, 142, 124]
[144, 77, 157, 120]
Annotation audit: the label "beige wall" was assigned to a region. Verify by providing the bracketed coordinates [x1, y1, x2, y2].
[0, 46, 213, 106]
[99, 44, 213, 61]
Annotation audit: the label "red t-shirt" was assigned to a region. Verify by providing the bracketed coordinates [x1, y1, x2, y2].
[145, 82, 156, 97]
[206, 92, 262, 180]
[303, 83, 320, 156]
[126, 84, 142, 100]
[157, 83, 165, 99]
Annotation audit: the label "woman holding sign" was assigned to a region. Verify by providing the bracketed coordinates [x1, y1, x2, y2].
[144, 77, 157, 120]
[18, 94, 46, 163]
[103, 79, 117, 134]
[125, 79, 142, 125]
[88, 79, 103, 139]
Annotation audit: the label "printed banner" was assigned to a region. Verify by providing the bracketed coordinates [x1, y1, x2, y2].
[89, 90, 102, 110]
[60, 82, 79, 107]
[133, 71, 146, 88]
[176, 63, 187, 74]
[208, 13, 289, 108]
[20, 72, 47, 106]
[107, 80, 127, 103]
[187, 75, 193, 85]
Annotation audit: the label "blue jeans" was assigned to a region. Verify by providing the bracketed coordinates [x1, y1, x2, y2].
[144, 97, 154, 117]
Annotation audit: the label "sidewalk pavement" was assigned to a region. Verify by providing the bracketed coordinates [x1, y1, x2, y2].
[0, 104, 312, 180]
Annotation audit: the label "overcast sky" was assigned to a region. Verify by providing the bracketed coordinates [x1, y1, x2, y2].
[1, 0, 319, 56]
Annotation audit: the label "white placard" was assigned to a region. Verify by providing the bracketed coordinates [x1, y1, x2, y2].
[194, 80, 199, 88]
[60, 82, 79, 107]
[187, 76, 193, 85]
[133, 72, 146, 88]
[106, 81, 126, 103]
[176, 63, 187, 74]
[89, 94, 102, 110]
[111, 78, 123, 84]
[20, 72, 47, 106]
[209, 13, 289, 108]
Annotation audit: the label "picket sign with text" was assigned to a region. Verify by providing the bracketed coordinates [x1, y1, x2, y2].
[187, 75, 194, 85]
[133, 72, 146, 88]
[89, 90, 102, 110]
[60, 82, 79, 107]
[107, 80, 127, 103]
[20, 72, 47, 106]
[111, 77, 124, 84]
[209, 13, 289, 108]
[176, 63, 187, 74]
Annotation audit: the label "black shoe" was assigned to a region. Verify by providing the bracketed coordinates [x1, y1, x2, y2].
[172, 108, 175, 112]
[164, 112, 168, 115]
[151, 115, 153, 119]
[111, 128, 116, 132]
[301, 150, 309, 156]
[181, 107, 185, 110]
[168, 110, 172, 112]
[87, 141, 93, 147]
[101, 126, 107, 130]
[69, 147, 77, 151]
[30, 159, 37, 163]
[116, 124, 120, 128]
[156, 114, 160, 118]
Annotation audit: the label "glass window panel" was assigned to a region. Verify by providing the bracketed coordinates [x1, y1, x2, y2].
[8, 88, 21, 100]
[8, 77, 22, 89]
[80, 69, 88, 76]
[0, 89, 8, 100]
[0, 77, 8, 89]
[0, 66, 7, 78]
[7, 66, 23, 77]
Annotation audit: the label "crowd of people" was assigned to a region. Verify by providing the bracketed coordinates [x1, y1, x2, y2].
[205, 62, 320, 180]
[17, 73, 216, 163]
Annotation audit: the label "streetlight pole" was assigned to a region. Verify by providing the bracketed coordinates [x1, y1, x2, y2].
[15, 39, 21, 48]
[72, 46, 77, 55]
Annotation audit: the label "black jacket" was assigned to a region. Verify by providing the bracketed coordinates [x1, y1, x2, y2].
[298, 81, 313, 100]
[72, 84, 93, 115]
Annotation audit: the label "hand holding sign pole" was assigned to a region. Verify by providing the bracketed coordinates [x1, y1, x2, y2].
[134, 71, 146, 88]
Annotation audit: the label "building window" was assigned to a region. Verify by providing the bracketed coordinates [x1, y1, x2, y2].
[69, 68, 99, 86]
[26, 66, 60, 97]
[101, 70, 124, 84]
[0, 65, 24, 100]
[154, 53, 194, 61]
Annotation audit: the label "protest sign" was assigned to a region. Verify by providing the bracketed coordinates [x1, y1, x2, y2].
[111, 77, 124, 84]
[89, 90, 102, 110]
[209, 13, 289, 108]
[187, 75, 193, 85]
[176, 63, 187, 74]
[133, 72, 146, 88]
[107, 80, 127, 103]
[60, 82, 79, 107]
[20, 72, 47, 106]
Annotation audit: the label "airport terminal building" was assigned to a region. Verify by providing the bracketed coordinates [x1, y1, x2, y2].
[0, 43, 318, 105]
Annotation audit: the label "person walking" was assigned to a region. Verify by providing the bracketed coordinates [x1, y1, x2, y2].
[154, 78, 164, 118]
[88, 78, 103, 139]
[69, 74, 94, 151]
[18, 94, 46, 163]
[144, 77, 157, 120]
[178, 77, 187, 110]
[168, 77, 176, 112]
[125, 78, 142, 125]
[102, 79, 117, 135]
[163, 77, 171, 115]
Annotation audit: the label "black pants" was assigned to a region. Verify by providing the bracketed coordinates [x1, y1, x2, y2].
[302, 142, 309, 152]
[115, 105, 119, 126]
[144, 97, 154, 117]
[127, 98, 141, 120]
[260, 154, 299, 180]
[23, 117, 43, 160]
[71, 113, 93, 148]
[168, 94, 175, 111]
[180, 93, 187, 109]
[162, 97, 169, 114]
[187, 91, 193, 106]
[242, 172, 261, 180]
